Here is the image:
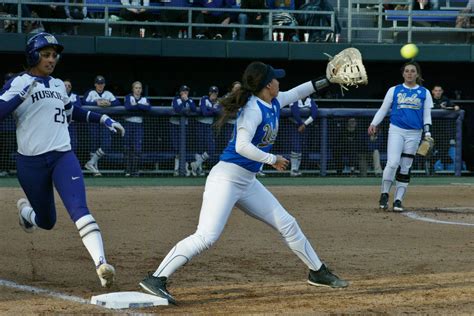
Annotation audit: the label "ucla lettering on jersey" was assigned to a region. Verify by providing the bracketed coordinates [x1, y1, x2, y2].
[0, 73, 71, 156]
[220, 98, 280, 172]
[391, 84, 427, 130]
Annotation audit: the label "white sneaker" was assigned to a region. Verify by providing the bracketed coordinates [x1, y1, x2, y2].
[85, 161, 101, 176]
[256, 171, 266, 177]
[17, 198, 36, 233]
[96, 263, 115, 288]
[290, 170, 302, 177]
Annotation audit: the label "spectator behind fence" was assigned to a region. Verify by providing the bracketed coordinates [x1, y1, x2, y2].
[0, 72, 16, 177]
[191, 85, 220, 176]
[119, 0, 159, 37]
[194, 0, 231, 39]
[271, 6, 300, 41]
[64, 79, 83, 153]
[123, 81, 150, 177]
[288, 96, 318, 176]
[83, 75, 121, 176]
[413, 0, 439, 10]
[238, 0, 268, 41]
[170, 85, 197, 176]
[29, 0, 68, 34]
[431, 85, 460, 170]
[161, 0, 193, 38]
[64, 0, 87, 35]
[296, 0, 341, 43]
[432, 85, 460, 111]
[0, 1, 32, 33]
[456, 0, 473, 40]
[334, 117, 367, 176]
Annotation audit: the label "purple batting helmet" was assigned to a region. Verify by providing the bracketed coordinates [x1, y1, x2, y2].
[26, 32, 64, 67]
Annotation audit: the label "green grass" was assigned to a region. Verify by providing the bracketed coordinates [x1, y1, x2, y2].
[0, 176, 473, 188]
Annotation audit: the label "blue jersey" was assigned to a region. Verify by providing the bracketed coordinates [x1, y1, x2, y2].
[390, 84, 427, 130]
[220, 98, 280, 172]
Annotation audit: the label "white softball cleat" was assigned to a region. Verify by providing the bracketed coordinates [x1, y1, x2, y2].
[97, 263, 116, 288]
[17, 198, 36, 233]
[85, 161, 102, 176]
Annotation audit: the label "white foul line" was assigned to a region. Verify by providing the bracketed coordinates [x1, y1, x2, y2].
[0, 278, 90, 305]
[403, 211, 474, 227]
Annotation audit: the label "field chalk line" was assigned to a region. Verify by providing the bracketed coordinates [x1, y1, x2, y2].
[403, 211, 474, 227]
[0, 279, 90, 305]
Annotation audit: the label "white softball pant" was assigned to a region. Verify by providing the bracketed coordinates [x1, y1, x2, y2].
[154, 161, 322, 278]
[382, 124, 422, 195]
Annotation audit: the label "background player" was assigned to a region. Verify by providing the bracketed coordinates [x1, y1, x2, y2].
[123, 81, 150, 176]
[288, 95, 318, 176]
[170, 84, 196, 176]
[368, 61, 433, 212]
[83, 75, 121, 176]
[0, 33, 124, 287]
[191, 85, 220, 176]
[139, 61, 348, 305]
[63, 79, 82, 153]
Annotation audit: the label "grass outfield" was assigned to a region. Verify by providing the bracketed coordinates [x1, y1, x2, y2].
[0, 176, 473, 187]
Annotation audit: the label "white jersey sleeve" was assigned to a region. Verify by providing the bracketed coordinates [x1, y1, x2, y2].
[276, 81, 314, 108]
[423, 88, 433, 126]
[0, 76, 24, 102]
[370, 86, 395, 127]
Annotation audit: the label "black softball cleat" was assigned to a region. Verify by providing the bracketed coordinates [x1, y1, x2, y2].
[140, 275, 177, 305]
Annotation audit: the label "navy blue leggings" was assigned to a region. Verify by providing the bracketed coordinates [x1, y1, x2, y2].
[16, 151, 90, 229]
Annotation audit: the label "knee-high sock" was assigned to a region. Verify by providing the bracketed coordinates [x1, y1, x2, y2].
[76, 214, 106, 267]
[395, 155, 413, 201]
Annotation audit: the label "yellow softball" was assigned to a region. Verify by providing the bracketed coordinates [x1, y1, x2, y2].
[400, 43, 419, 59]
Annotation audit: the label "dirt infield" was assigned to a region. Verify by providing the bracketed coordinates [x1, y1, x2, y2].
[0, 184, 473, 314]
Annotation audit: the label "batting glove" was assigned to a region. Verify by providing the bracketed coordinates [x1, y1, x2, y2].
[19, 81, 39, 100]
[101, 115, 125, 137]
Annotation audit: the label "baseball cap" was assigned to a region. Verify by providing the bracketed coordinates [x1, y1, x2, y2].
[95, 75, 106, 84]
[179, 85, 190, 92]
[209, 86, 219, 93]
[257, 64, 286, 91]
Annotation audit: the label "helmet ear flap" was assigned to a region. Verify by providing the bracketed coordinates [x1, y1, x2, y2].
[26, 50, 40, 67]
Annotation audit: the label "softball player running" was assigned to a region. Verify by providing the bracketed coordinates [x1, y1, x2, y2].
[140, 61, 348, 305]
[0, 33, 125, 287]
[368, 61, 433, 212]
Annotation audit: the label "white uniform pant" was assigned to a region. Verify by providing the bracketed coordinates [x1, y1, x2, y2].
[382, 124, 422, 196]
[155, 161, 322, 277]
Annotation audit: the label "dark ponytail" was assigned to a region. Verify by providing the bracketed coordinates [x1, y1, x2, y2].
[216, 61, 267, 129]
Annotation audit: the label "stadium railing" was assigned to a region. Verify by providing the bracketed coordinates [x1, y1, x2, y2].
[0, 1, 337, 41]
[347, 0, 473, 43]
[1, 107, 463, 177]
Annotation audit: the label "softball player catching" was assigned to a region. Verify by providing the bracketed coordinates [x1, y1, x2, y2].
[368, 61, 433, 212]
[0, 33, 125, 287]
[140, 61, 348, 305]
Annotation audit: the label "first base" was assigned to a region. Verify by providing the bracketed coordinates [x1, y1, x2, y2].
[91, 291, 168, 309]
